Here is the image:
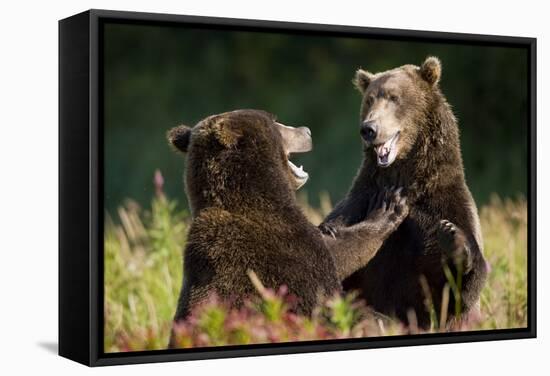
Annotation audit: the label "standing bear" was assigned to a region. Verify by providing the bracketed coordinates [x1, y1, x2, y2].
[167, 109, 407, 347]
[321, 57, 488, 328]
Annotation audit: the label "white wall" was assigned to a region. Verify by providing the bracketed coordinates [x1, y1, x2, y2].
[0, 0, 546, 374]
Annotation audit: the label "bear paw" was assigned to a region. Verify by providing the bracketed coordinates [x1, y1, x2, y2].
[437, 220, 472, 272]
[366, 187, 409, 229]
[437, 220, 459, 249]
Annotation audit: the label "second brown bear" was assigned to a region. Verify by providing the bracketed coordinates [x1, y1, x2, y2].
[321, 57, 488, 328]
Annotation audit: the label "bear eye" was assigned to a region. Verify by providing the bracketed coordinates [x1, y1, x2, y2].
[390, 94, 399, 103]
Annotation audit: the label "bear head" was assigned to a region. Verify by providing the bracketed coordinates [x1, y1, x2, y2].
[167, 109, 312, 215]
[353, 56, 445, 168]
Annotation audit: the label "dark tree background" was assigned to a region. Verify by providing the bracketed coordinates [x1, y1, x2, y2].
[103, 23, 528, 213]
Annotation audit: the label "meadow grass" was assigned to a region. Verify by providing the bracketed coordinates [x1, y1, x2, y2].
[104, 185, 527, 352]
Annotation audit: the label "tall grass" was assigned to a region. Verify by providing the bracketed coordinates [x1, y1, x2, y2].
[478, 196, 528, 329]
[104, 175, 527, 352]
[104, 171, 188, 351]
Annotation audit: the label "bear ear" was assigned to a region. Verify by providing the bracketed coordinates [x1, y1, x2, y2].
[353, 68, 374, 94]
[420, 56, 442, 86]
[214, 119, 243, 148]
[167, 124, 192, 153]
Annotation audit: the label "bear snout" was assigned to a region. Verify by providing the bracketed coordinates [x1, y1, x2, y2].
[360, 120, 378, 143]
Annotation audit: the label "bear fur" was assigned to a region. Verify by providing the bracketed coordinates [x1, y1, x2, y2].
[167, 109, 408, 347]
[320, 57, 488, 328]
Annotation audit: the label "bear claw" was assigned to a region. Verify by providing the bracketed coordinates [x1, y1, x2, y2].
[319, 223, 338, 239]
[366, 187, 409, 227]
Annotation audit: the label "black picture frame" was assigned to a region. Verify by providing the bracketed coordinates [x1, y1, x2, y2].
[59, 8, 537, 367]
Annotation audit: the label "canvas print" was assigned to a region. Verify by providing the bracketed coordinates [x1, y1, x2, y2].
[102, 21, 528, 353]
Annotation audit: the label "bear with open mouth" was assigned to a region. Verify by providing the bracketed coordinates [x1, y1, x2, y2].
[167, 109, 408, 347]
[321, 57, 488, 328]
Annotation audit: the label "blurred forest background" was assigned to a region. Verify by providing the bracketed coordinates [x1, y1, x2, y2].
[103, 22, 528, 213]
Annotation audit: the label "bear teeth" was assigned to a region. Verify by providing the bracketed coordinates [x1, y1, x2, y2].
[288, 160, 308, 179]
[376, 145, 389, 158]
[375, 131, 400, 167]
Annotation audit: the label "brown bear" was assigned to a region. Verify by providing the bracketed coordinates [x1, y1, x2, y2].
[167, 109, 408, 347]
[320, 57, 488, 329]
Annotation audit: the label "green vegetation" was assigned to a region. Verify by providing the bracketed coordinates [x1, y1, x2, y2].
[104, 182, 527, 352]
